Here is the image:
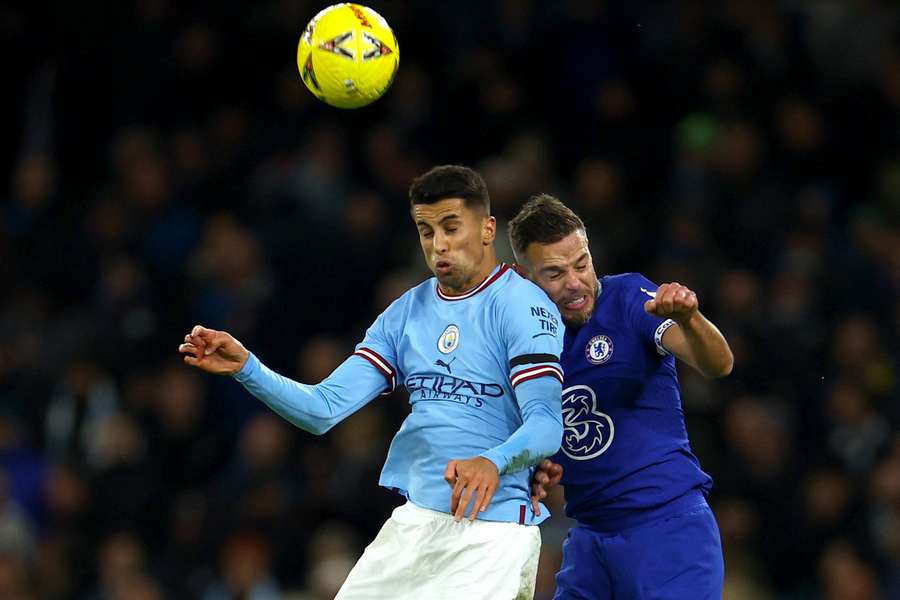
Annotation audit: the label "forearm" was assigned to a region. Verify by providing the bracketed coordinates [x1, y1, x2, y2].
[234, 353, 386, 434]
[676, 312, 733, 377]
[481, 377, 563, 474]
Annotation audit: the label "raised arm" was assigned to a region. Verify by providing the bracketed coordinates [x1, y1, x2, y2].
[180, 325, 396, 434]
[644, 283, 734, 378]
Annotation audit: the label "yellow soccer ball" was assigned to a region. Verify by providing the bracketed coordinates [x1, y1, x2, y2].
[297, 3, 399, 109]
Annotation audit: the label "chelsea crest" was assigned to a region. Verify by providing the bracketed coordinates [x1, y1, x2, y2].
[585, 334, 613, 365]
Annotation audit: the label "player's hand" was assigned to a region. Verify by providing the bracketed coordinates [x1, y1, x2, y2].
[530, 459, 564, 516]
[444, 457, 500, 522]
[178, 325, 250, 376]
[644, 282, 699, 325]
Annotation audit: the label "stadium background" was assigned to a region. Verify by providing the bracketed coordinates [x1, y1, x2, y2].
[2, 0, 900, 598]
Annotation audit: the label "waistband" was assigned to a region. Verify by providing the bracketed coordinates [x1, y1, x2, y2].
[397, 501, 537, 529]
[575, 489, 709, 535]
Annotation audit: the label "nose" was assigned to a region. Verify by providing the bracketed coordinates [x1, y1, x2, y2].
[433, 229, 449, 254]
[564, 271, 581, 291]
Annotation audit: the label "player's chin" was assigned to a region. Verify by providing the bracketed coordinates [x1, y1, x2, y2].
[560, 300, 594, 328]
[434, 269, 462, 289]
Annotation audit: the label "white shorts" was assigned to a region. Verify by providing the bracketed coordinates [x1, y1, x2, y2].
[335, 501, 541, 600]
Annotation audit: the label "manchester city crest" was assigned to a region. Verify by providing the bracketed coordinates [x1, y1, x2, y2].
[438, 324, 460, 354]
[585, 334, 613, 365]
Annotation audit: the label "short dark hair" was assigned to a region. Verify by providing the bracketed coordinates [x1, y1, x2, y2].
[409, 165, 490, 213]
[508, 194, 586, 259]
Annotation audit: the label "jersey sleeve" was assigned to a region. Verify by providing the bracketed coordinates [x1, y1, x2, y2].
[352, 297, 404, 394]
[479, 281, 565, 475]
[499, 281, 565, 388]
[624, 273, 677, 356]
[232, 298, 405, 434]
[234, 352, 394, 435]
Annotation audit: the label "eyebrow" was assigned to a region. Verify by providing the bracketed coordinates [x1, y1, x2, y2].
[540, 252, 589, 275]
[416, 213, 461, 227]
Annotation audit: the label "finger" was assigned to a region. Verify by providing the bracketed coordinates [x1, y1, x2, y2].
[476, 484, 496, 520]
[455, 484, 474, 522]
[531, 494, 541, 517]
[204, 334, 225, 356]
[660, 287, 677, 313]
[539, 458, 553, 470]
[531, 478, 543, 499]
[534, 471, 549, 486]
[469, 485, 488, 521]
[193, 325, 217, 345]
[450, 477, 464, 514]
[183, 355, 202, 367]
[179, 343, 200, 356]
[444, 461, 457, 486]
[644, 299, 657, 315]
[549, 464, 564, 485]
[674, 288, 697, 313]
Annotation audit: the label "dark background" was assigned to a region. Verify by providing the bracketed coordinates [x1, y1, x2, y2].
[2, 1, 900, 598]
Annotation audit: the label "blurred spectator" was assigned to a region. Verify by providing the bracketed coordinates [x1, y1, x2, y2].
[203, 530, 280, 600]
[44, 357, 119, 469]
[0, 469, 36, 561]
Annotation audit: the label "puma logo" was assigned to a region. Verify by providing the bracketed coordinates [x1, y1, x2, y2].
[435, 357, 456, 374]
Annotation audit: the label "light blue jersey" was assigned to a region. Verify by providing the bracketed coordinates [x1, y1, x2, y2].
[234, 263, 564, 524]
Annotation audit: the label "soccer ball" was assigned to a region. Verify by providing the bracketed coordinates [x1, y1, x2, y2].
[297, 4, 399, 109]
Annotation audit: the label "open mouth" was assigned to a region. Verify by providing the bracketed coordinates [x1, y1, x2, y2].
[435, 261, 452, 274]
[562, 295, 588, 311]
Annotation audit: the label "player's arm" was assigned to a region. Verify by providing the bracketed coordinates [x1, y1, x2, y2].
[446, 289, 565, 521]
[481, 372, 564, 474]
[179, 325, 396, 435]
[644, 282, 734, 378]
[447, 373, 563, 521]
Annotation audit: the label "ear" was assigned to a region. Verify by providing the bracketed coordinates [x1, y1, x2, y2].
[482, 216, 497, 245]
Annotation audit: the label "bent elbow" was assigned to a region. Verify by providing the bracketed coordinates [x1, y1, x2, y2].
[711, 353, 734, 378]
[298, 416, 339, 436]
[545, 421, 564, 456]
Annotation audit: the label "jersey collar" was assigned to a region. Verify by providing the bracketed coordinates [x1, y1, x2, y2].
[436, 263, 509, 301]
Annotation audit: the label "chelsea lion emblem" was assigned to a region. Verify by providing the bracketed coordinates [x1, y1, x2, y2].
[585, 334, 613, 365]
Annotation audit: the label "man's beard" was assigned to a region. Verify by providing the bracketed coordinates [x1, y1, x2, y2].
[559, 281, 598, 329]
[435, 267, 467, 292]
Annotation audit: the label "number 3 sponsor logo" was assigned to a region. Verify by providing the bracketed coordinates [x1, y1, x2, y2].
[561, 385, 614, 460]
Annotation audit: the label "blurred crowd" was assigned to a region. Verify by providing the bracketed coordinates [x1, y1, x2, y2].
[2, 0, 900, 598]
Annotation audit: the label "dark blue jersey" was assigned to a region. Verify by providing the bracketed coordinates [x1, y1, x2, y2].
[556, 273, 713, 531]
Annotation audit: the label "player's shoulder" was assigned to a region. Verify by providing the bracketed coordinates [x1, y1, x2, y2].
[601, 272, 658, 300]
[495, 266, 561, 312]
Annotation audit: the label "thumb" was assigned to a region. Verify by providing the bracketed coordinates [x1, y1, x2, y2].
[644, 299, 656, 314]
[444, 460, 458, 486]
[204, 334, 226, 356]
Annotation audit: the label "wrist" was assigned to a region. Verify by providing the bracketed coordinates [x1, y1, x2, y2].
[675, 310, 701, 328]
[478, 452, 505, 475]
[233, 352, 257, 380]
